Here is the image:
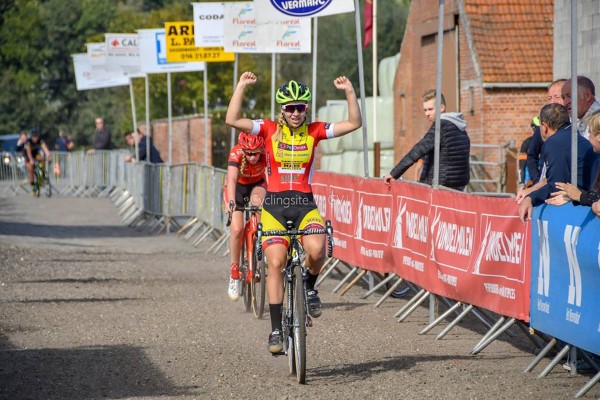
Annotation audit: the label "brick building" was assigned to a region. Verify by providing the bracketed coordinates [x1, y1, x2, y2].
[139, 115, 212, 165]
[393, 0, 554, 185]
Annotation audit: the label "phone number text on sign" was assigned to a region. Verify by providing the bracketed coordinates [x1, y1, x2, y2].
[165, 21, 234, 63]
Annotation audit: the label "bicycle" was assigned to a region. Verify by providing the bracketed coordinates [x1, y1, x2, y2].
[32, 158, 51, 198]
[226, 199, 267, 318]
[256, 219, 334, 384]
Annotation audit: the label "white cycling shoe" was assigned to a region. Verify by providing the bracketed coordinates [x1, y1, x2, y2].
[228, 277, 241, 301]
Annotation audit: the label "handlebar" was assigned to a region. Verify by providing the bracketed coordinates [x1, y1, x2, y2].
[255, 220, 334, 260]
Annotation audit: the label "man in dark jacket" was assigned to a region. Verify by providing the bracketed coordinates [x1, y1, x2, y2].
[518, 103, 599, 222]
[92, 117, 113, 151]
[124, 130, 163, 163]
[384, 89, 470, 190]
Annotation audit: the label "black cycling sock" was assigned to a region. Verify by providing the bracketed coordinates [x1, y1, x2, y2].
[269, 303, 283, 331]
[307, 272, 319, 292]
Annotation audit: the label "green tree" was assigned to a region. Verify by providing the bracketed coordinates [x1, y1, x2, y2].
[0, 0, 409, 156]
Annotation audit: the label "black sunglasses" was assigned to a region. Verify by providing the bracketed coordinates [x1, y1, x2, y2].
[281, 103, 308, 113]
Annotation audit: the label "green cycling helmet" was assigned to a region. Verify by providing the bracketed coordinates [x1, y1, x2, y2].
[276, 80, 311, 104]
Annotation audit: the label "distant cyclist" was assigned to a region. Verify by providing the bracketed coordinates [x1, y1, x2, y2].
[24, 129, 51, 191]
[225, 71, 362, 353]
[226, 132, 267, 301]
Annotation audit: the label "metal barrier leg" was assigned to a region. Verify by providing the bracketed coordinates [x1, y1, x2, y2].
[193, 226, 215, 246]
[468, 307, 495, 332]
[538, 344, 571, 378]
[207, 232, 229, 254]
[524, 338, 558, 373]
[580, 350, 600, 372]
[575, 370, 600, 398]
[114, 190, 131, 208]
[374, 277, 404, 308]
[211, 234, 230, 255]
[420, 301, 463, 335]
[435, 304, 474, 340]
[396, 290, 430, 322]
[315, 258, 340, 288]
[177, 217, 199, 236]
[362, 273, 398, 299]
[393, 288, 427, 318]
[470, 317, 516, 353]
[514, 320, 544, 349]
[332, 266, 359, 293]
[470, 316, 506, 354]
[123, 208, 144, 226]
[184, 221, 205, 241]
[339, 269, 368, 296]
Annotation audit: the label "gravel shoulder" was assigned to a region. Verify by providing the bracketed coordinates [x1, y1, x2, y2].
[0, 195, 597, 400]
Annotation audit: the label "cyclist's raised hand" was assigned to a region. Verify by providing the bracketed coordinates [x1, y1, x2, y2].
[238, 71, 257, 87]
[333, 75, 353, 92]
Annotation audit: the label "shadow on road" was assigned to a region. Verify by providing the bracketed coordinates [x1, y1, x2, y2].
[309, 353, 492, 383]
[0, 221, 141, 239]
[0, 344, 199, 399]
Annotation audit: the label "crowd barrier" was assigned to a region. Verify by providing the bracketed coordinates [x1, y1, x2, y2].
[312, 172, 531, 321]
[312, 171, 599, 397]
[1, 153, 598, 396]
[531, 203, 600, 356]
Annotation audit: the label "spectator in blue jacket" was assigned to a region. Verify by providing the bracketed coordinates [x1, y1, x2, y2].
[547, 109, 600, 209]
[518, 103, 599, 222]
[524, 79, 566, 187]
[124, 130, 163, 164]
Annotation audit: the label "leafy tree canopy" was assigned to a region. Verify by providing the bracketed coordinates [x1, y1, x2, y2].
[0, 0, 408, 155]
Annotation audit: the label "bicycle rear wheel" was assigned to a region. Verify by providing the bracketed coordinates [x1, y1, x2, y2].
[44, 176, 52, 197]
[251, 241, 266, 319]
[240, 240, 251, 312]
[293, 267, 307, 384]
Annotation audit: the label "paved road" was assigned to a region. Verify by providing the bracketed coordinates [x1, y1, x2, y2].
[0, 196, 597, 399]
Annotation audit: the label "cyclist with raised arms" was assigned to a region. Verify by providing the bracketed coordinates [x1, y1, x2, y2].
[226, 132, 267, 301]
[225, 71, 362, 353]
[24, 129, 51, 192]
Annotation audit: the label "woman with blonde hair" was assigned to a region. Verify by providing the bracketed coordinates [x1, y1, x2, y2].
[225, 71, 361, 353]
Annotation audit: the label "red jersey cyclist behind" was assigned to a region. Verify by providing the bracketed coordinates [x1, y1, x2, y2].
[225, 71, 362, 353]
[226, 132, 267, 301]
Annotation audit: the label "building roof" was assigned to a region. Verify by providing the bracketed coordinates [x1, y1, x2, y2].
[463, 0, 554, 83]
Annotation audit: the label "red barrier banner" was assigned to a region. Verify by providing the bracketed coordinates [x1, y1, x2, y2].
[428, 190, 479, 300]
[312, 175, 358, 263]
[426, 190, 530, 320]
[312, 171, 531, 321]
[354, 179, 395, 273]
[389, 182, 432, 288]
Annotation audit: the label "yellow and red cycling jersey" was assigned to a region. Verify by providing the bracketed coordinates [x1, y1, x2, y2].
[251, 119, 334, 193]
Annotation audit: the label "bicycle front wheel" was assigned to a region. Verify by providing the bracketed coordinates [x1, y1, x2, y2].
[282, 274, 295, 375]
[240, 239, 251, 312]
[251, 242, 266, 319]
[293, 267, 307, 384]
[44, 176, 52, 197]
